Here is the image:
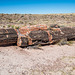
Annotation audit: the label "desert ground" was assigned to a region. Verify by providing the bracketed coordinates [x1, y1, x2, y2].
[0, 43, 75, 75]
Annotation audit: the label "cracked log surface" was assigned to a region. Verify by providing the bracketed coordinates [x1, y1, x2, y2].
[0, 29, 18, 46]
[18, 27, 75, 47]
[0, 27, 75, 47]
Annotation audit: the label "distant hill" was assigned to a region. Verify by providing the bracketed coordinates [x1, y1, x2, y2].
[0, 13, 75, 28]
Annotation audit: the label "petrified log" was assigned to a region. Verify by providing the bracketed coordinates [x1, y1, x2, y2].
[49, 27, 75, 43]
[29, 30, 50, 45]
[29, 30, 49, 42]
[17, 36, 28, 47]
[19, 25, 47, 35]
[0, 29, 18, 46]
[17, 26, 75, 47]
[17, 30, 53, 47]
[60, 27, 75, 40]
[17, 25, 48, 47]
[49, 24, 60, 28]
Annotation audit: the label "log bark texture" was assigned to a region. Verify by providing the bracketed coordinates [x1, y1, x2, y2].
[60, 27, 75, 40]
[17, 36, 28, 47]
[0, 29, 18, 46]
[17, 27, 75, 47]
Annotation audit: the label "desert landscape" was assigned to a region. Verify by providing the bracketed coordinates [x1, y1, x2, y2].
[0, 13, 75, 75]
[0, 13, 75, 28]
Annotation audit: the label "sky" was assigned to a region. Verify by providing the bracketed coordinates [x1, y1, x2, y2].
[0, 0, 75, 14]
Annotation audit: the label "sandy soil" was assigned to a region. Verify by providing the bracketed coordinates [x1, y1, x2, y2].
[0, 44, 75, 75]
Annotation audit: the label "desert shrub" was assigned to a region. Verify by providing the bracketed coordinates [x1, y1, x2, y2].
[20, 15, 24, 18]
[60, 25, 65, 27]
[8, 25, 11, 28]
[19, 21, 23, 24]
[61, 15, 65, 19]
[8, 18, 12, 23]
[67, 41, 74, 46]
[29, 23, 33, 25]
[15, 26, 20, 29]
[24, 17, 28, 20]
[3, 25, 5, 28]
[29, 16, 32, 20]
[11, 25, 14, 29]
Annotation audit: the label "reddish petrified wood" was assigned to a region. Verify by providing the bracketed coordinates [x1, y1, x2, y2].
[17, 26, 75, 47]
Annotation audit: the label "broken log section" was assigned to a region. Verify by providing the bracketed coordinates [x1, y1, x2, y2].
[0, 25, 75, 47]
[0, 29, 18, 46]
[17, 35, 28, 47]
[17, 26, 75, 47]
[60, 27, 75, 40]
[19, 25, 47, 35]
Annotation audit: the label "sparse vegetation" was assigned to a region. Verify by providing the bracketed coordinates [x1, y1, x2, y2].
[15, 26, 20, 29]
[0, 13, 75, 28]
[3, 25, 5, 28]
[67, 41, 74, 46]
[11, 25, 14, 28]
[8, 25, 11, 28]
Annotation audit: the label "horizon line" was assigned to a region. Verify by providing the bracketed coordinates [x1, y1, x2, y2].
[0, 13, 75, 15]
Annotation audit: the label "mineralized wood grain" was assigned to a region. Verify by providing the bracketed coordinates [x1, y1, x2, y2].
[60, 27, 75, 40]
[17, 27, 75, 47]
[0, 29, 18, 46]
[17, 36, 28, 47]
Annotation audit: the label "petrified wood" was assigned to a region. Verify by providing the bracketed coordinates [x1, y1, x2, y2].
[17, 27, 75, 47]
[0, 29, 18, 46]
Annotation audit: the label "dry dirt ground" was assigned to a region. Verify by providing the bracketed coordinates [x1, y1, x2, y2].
[0, 44, 75, 75]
